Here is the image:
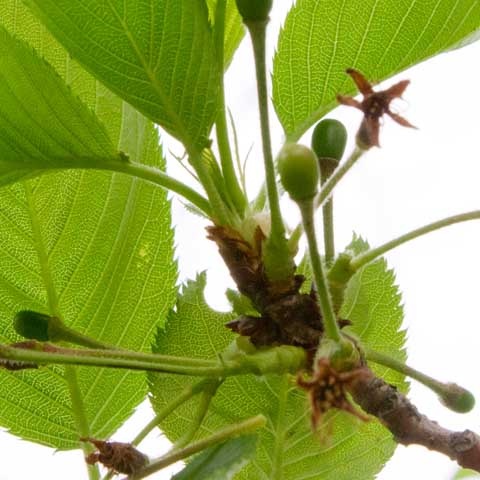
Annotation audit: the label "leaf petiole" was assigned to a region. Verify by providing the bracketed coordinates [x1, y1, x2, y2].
[0, 342, 306, 378]
[351, 210, 480, 271]
[128, 415, 266, 479]
[96, 159, 212, 217]
[214, 0, 247, 216]
[174, 379, 222, 449]
[365, 348, 475, 413]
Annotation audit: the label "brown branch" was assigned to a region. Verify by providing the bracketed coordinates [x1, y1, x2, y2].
[349, 368, 480, 472]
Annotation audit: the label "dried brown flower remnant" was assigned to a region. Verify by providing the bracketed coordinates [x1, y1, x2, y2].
[81, 438, 148, 475]
[337, 68, 416, 148]
[297, 358, 369, 429]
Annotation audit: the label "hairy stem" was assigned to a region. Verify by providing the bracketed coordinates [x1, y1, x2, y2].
[129, 415, 267, 479]
[214, 0, 247, 216]
[298, 199, 340, 342]
[290, 147, 365, 248]
[351, 210, 480, 271]
[246, 20, 285, 241]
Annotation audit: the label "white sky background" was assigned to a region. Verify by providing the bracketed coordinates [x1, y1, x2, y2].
[1, 1, 480, 479]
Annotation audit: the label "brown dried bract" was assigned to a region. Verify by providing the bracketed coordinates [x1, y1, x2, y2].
[207, 225, 327, 351]
[81, 438, 148, 475]
[297, 358, 369, 429]
[337, 68, 416, 148]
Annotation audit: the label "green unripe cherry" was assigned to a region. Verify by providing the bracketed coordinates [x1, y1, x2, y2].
[277, 143, 320, 202]
[311, 119, 348, 163]
[235, 0, 273, 22]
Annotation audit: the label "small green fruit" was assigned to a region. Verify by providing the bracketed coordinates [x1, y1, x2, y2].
[14, 310, 52, 341]
[311, 119, 348, 162]
[235, 0, 273, 22]
[277, 143, 320, 202]
[439, 383, 475, 413]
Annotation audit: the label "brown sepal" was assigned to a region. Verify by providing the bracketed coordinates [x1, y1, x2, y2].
[338, 68, 416, 148]
[297, 358, 370, 429]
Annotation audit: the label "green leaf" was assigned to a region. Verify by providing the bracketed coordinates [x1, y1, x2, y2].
[0, 26, 124, 186]
[25, 0, 220, 152]
[341, 236, 408, 390]
[149, 252, 407, 480]
[172, 434, 257, 480]
[0, 4, 177, 449]
[273, 0, 480, 141]
[206, 0, 245, 69]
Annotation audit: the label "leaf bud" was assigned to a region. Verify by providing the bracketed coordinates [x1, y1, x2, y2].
[235, 0, 273, 22]
[277, 143, 320, 202]
[439, 383, 475, 413]
[14, 310, 63, 342]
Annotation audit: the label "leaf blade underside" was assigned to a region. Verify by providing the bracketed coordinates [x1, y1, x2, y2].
[172, 434, 257, 480]
[0, 2, 177, 449]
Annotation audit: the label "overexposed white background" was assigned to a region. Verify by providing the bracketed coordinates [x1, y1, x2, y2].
[1, 1, 480, 479]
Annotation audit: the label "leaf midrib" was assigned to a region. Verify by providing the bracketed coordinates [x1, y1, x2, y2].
[102, 0, 192, 151]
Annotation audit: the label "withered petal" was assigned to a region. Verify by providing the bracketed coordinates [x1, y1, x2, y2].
[336, 94, 362, 109]
[384, 79, 410, 99]
[345, 68, 374, 95]
[387, 110, 417, 129]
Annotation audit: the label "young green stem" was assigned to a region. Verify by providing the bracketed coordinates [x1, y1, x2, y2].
[132, 380, 210, 447]
[65, 366, 100, 480]
[214, 0, 247, 216]
[245, 20, 285, 241]
[129, 415, 267, 479]
[0, 343, 306, 378]
[364, 348, 475, 413]
[90, 159, 212, 217]
[351, 210, 480, 271]
[319, 158, 339, 266]
[289, 147, 365, 248]
[298, 199, 340, 342]
[174, 379, 221, 449]
[188, 149, 233, 225]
